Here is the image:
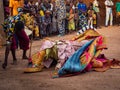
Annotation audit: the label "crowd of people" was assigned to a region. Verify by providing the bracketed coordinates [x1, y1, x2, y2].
[3, 0, 120, 38]
[1, 0, 120, 69]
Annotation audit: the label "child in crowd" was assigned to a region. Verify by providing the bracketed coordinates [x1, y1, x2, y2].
[39, 7, 45, 22]
[43, 10, 52, 36]
[93, 12, 97, 30]
[65, 1, 70, 34]
[52, 6, 58, 34]
[68, 3, 75, 33]
[87, 5, 95, 29]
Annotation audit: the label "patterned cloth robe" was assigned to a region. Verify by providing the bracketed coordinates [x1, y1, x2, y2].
[55, 0, 66, 35]
[77, 2, 87, 30]
[2, 14, 24, 41]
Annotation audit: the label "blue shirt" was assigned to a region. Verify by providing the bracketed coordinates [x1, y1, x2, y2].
[77, 3, 87, 12]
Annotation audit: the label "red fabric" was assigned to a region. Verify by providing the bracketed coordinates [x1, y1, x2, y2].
[11, 29, 29, 50]
[16, 29, 29, 50]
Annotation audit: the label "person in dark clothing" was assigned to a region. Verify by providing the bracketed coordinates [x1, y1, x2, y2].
[2, 21, 29, 69]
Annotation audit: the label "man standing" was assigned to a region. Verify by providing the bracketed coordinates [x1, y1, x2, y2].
[105, 0, 114, 26]
[55, 0, 66, 36]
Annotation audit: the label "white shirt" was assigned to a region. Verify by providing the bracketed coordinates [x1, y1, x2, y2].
[105, 0, 114, 9]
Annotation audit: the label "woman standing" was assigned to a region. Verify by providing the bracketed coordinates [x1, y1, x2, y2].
[55, 0, 66, 36]
[77, 0, 88, 35]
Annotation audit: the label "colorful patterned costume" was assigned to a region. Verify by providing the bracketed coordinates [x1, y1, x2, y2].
[24, 30, 120, 77]
[2, 14, 24, 41]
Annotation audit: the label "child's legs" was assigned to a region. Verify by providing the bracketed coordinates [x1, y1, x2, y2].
[90, 18, 93, 27]
[88, 19, 91, 27]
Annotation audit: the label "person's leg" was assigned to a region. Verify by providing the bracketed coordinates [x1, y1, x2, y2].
[110, 11, 113, 26]
[62, 20, 65, 35]
[90, 18, 93, 29]
[105, 9, 110, 26]
[22, 50, 28, 59]
[2, 42, 11, 69]
[58, 20, 65, 36]
[11, 49, 17, 64]
[88, 19, 90, 29]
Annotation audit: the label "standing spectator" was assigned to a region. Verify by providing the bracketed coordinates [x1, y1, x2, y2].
[55, 0, 66, 36]
[9, 0, 24, 16]
[116, 1, 120, 26]
[65, 1, 71, 34]
[77, 0, 88, 35]
[68, 3, 75, 33]
[52, 1, 58, 34]
[105, 0, 114, 27]
[93, 0, 101, 28]
[43, 10, 52, 36]
[87, 4, 95, 29]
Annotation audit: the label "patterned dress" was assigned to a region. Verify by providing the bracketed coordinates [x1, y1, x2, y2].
[55, 0, 66, 35]
[77, 2, 87, 30]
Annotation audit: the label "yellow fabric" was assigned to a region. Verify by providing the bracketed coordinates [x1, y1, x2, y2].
[9, 0, 24, 16]
[87, 10, 95, 17]
[24, 50, 45, 73]
[68, 14, 75, 30]
[32, 50, 46, 66]
[93, 14, 97, 24]
[23, 13, 39, 37]
[117, 12, 120, 16]
[80, 37, 105, 68]
[68, 21, 75, 31]
[24, 67, 43, 73]
[34, 26, 39, 37]
[71, 29, 100, 42]
[45, 45, 58, 60]
[39, 10, 45, 16]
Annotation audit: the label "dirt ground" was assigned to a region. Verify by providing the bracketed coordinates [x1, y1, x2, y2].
[0, 26, 120, 90]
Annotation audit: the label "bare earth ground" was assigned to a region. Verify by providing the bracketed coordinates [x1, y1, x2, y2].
[0, 26, 120, 90]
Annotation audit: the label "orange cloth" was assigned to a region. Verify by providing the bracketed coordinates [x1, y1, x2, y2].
[9, 0, 24, 16]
